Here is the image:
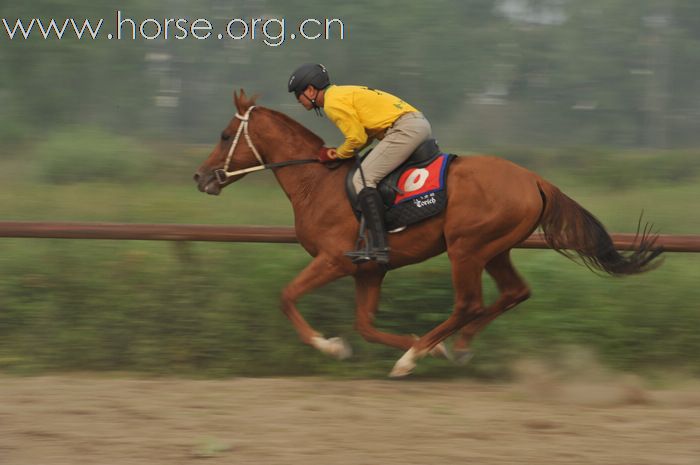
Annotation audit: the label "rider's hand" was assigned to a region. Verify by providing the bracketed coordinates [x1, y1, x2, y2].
[318, 146, 339, 163]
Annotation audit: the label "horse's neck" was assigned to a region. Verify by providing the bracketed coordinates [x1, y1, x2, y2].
[257, 109, 348, 215]
[272, 161, 348, 214]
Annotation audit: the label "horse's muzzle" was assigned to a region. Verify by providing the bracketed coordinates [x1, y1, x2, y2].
[194, 170, 221, 195]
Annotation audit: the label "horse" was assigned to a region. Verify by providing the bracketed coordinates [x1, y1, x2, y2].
[194, 90, 663, 377]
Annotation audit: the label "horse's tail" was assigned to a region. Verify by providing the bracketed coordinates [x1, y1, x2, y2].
[536, 179, 663, 276]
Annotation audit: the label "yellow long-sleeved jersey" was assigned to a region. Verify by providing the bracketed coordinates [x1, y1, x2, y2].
[322, 85, 419, 158]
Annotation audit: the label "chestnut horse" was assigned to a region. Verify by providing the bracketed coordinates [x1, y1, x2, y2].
[194, 91, 662, 377]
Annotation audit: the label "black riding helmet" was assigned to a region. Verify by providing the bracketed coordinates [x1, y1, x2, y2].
[287, 63, 331, 98]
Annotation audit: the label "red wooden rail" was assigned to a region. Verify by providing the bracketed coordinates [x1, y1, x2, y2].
[0, 222, 698, 252]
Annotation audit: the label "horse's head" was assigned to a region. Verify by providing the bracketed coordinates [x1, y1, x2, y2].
[194, 89, 264, 195]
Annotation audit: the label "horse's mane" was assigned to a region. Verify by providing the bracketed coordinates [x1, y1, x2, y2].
[265, 109, 325, 146]
[234, 89, 325, 146]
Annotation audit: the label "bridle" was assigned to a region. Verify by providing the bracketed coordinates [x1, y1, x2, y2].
[214, 106, 319, 184]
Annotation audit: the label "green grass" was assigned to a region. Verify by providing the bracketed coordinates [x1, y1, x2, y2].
[0, 147, 698, 378]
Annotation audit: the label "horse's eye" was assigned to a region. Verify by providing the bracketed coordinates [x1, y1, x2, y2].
[221, 132, 230, 141]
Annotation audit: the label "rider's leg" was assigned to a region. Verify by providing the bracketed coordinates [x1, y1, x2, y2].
[353, 187, 390, 264]
[349, 112, 432, 263]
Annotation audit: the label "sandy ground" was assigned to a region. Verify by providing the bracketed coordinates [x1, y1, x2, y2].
[1, 374, 700, 465]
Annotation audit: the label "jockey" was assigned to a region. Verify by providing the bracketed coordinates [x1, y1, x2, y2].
[287, 63, 432, 264]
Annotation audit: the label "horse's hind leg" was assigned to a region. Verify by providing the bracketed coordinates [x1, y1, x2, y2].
[281, 254, 354, 359]
[390, 250, 484, 377]
[452, 250, 531, 363]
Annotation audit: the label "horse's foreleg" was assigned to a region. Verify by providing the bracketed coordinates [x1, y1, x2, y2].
[354, 271, 416, 351]
[281, 255, 353, 359]
[452, 250, 531, 363]
[390, 252, 484, 377]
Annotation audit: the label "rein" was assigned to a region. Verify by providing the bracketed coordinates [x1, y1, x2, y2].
[214, 106, 319, 184]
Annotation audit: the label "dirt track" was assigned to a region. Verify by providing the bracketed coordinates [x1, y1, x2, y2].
[1, 374, 700, 465]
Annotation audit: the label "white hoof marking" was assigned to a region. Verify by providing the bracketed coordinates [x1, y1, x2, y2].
[429, 342, 452, 360]
[389, 348, 417, 377]
[311, 336, 352, 360]
[327, 337, 353, 360]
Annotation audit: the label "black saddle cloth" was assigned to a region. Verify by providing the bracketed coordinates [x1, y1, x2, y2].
[345, 138, 456, 231]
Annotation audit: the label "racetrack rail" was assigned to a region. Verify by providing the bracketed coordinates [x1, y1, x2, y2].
[0, 222, 698, 252]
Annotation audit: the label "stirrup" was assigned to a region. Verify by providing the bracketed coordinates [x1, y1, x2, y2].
[344, 248, 390, 265]
[370, 248, 390, 265]
[345, 216, 389, 264]
[344, 249, 372, 264]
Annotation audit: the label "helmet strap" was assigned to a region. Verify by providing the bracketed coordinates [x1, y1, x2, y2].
[310, 89, 323, 117]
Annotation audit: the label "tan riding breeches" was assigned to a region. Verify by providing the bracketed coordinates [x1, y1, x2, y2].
[352, 112, 432, 193]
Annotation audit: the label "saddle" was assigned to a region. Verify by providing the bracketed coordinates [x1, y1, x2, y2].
[345, 139, 456, 232]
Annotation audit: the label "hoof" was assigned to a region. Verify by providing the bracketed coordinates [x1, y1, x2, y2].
[327, 337, 353, 360]
[311, 336, 352, 360]
[452, 349, 474, 365]
[429, 342, 453, 360]
[389, 348, 417, 377]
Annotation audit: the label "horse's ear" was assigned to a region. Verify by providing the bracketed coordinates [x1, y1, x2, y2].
[233, 88, 250, 114]
[233, 89, 240, 112]
[233, 88, 259, 114]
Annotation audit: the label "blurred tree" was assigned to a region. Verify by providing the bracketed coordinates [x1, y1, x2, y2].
[0, 0, 699, 148]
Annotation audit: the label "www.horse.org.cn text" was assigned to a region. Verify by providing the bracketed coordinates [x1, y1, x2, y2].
[1, 10, 346, 47]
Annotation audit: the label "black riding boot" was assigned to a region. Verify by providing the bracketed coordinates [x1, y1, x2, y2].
[346, 187, 390, 265]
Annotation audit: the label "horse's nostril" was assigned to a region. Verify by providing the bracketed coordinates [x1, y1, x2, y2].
[193, 173, 200, 182]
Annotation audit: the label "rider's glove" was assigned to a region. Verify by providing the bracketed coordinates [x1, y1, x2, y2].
[318, 146, 339, 163]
